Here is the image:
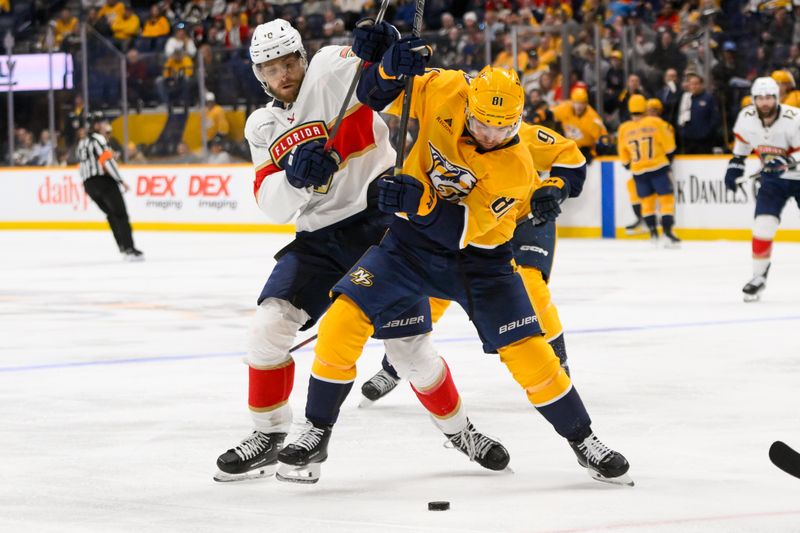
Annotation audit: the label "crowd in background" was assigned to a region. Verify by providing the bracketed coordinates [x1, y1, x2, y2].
[6, 0, 800, 165]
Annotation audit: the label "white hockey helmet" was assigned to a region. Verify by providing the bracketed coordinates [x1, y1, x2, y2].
[250, 19, 307, 95]
[751, 77, 780, 100]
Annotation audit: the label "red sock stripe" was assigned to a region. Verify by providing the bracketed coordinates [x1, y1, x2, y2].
[411, 359, 460, 417]
[248, 361, 295, 409]
[752, 238, 773, 258]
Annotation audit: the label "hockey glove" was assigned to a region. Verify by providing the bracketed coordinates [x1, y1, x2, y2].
[377, 173, 436, 216]
[761, 155, 792, 179]
[381, 37, 431, 78]
[724, 156, 745, 191]
[531, 177, 570, 223]
[352, 18, 400, 63]
[284, 140, 339, 189]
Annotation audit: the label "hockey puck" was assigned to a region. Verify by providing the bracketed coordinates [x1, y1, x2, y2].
[428, 501, 450, 511]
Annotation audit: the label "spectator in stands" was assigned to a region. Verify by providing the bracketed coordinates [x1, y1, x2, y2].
[53, 8, 79, 51]
[174, 141, 201, 164]
[139, 5, 171, 52]
[156, 48, 194, 114]
[493, 34, 529, 72]
[520, 50, 545, 94]
[552, 87, 608, 163]
[604, 50, 625, 114]
[165, 22, 197, 58]
[126, 49, 150, 112]
[523, 88, 561, 132]
[13, 129, 36, 166]
[98, 0, 125, 27]
[181, 0, 209, 26]
[656, 68, 682, 128]
[126, 142, 148, 164]
[32, 131, 57, 166]
[206, 135, 232, 164]
[111, 4, 141, 51]
[618, 74, 646, 123]
[677, 72, 720, 154]
[204, 91, 230, 142]
[159, 0, 179, 23]
[64, 94, 85, 149]
[771, 69, 800, 106]
[336, 0, 368, 30]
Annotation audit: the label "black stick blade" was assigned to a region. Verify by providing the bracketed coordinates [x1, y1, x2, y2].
[769, 441, 800, 479]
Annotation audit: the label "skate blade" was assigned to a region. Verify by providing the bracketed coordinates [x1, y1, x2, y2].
[275, 462, 321, 484]
[625, 227, 647, 236]
[213, 464, 277, 482]
[663, 241, 681, 249]
[743, 293, 762, 303]
[588, 469, 634, 487]
[358, 396, 375, 408]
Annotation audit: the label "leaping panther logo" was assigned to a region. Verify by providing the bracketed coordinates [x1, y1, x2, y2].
[427, 142, 477, 202]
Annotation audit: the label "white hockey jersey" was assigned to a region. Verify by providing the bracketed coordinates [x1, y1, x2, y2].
[733, 104, 800, 180]
[245, 45, 396, 232]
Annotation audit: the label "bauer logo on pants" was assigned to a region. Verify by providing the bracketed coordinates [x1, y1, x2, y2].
[349, 267, 374, 287]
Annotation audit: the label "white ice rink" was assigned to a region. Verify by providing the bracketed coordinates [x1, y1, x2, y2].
[2, 230, 799, 533]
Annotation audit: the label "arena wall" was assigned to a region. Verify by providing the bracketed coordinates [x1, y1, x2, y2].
[2, 157, 799, 241]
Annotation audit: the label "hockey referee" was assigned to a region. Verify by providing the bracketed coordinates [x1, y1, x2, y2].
[77, 112, 143, 261]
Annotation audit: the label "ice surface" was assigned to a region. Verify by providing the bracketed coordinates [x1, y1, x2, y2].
[1, 231, 799, 532]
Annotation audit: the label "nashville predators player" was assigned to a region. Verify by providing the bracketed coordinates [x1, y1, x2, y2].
[551, 87, 608, 164]
[274, 30, 632, 487]
[361, 123, 587, 403]
[618, 94, 679, 246]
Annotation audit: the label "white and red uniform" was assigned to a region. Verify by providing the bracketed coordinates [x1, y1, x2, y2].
[733, 104, 800, 177]
[246, 45, 395, 231]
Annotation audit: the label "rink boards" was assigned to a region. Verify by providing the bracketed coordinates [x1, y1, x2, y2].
[1, 157, 799, 241]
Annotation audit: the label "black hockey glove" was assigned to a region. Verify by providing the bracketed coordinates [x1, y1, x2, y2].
[724, 156, 745, 192]
[531, 177, 570, 223]
[377, 173, 435, 216]
[761, 155, 792, 179]
[352, 18, 400, 63]
[382, 37, 431, 78]
[284, 140, 339, 189]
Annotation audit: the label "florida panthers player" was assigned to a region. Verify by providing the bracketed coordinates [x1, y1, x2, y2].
[214, 19, 508, 482]
[724, 77, 800, 302]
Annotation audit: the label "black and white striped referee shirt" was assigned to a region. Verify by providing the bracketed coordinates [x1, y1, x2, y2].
[77, 132, 124, 183]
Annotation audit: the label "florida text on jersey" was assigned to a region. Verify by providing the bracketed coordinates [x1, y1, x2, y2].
[733, 103, 800, 180]
[246, 45, 395, 232]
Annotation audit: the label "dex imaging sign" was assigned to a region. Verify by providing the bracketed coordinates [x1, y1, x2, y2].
[0, 53, 73, 92]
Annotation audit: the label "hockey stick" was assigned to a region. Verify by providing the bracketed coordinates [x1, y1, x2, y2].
[769, 441, 800, 479]
[289, 334, 317, 354]
[735, 161, 800, 185]
[323, 0, 391, 154]
[394, 0, 427, 174]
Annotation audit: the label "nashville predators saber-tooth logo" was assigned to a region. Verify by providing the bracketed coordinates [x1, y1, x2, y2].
[350, 267, 374, 287]
[427, 142, 477, 202]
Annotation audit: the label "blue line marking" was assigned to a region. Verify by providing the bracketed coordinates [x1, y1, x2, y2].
[3, 315, 800, 374]
[601, 161, 616, 238]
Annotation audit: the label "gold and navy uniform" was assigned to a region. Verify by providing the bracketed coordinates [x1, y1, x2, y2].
[551, 101, 608, 153]
[617, 115, 675, 176]
[383, 68, 536, 249]
[302, 63, 592, 445]
[618, 115, 678, 222]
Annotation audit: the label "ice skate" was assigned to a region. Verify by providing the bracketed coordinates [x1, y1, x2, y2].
[359, 368, 400, 407]
[743, 275, 767, 302]
[569, 432, 633, 486]
[122, 247, 145, 262]
[625, 217, 647, 235]
[276, 421, 332, 484]
[214, 431, 286, 482]
[662, 228, 681, 249]
[445, 419, 510, 471]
